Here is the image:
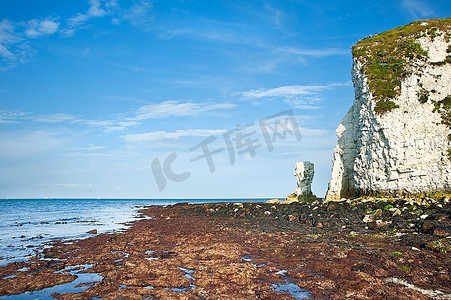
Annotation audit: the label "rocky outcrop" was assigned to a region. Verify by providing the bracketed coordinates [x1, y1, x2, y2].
[326, 19, 451, 201]
[294, 161, 314, 197]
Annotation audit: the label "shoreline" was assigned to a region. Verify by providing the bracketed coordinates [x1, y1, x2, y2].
[0, 198, 450, 299]
[0, 199, 266, 267]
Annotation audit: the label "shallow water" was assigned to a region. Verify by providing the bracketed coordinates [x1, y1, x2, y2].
[271, 278, 311, 300]
[0, 264, 103, 299]
[0, 198, 267, 266]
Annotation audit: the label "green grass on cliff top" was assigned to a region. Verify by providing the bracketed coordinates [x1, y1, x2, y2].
[352, 18, 451, 114]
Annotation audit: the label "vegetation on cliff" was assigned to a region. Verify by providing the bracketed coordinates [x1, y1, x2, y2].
[352, 18, 451, 159]
[352, 18, 451, 114]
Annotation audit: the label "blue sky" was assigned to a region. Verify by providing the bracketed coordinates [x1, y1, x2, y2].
[0, 0, 449, 199]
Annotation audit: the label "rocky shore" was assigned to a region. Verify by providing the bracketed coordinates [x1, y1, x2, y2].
[0, 198, 450, 299]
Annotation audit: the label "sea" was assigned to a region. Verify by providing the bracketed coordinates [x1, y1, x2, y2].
[0, 198, 269, 267]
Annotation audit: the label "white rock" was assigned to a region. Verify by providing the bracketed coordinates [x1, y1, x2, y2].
[326, 32, 451, 200]
[294, 161, 315, 196]
[363, 215, 374, 223]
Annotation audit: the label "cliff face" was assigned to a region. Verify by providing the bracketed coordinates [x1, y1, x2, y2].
[326, 19, 451, 200]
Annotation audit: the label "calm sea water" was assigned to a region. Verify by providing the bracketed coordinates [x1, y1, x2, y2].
[0, 198, 268, 266]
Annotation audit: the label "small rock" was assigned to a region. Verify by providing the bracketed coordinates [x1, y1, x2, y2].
[125, 262, 136, 267]
[87, 229, 97, 234]
[363, 215, 375, 223]
[422, 221, 434, 231]
[288, 215, 297, 222]
[327, 202, 337, 211]
[411, 247, 420, 251]
[420, 214, 428, 220]
[368, 220, 392, 230]
[264, 211, 271, 215]
[392, 209, 401, 217]
[433, 227, 450, 237]
[266, 199, 279, 204]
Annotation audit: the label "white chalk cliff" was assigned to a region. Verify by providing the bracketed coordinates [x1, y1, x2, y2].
[326, 19, 451, 200]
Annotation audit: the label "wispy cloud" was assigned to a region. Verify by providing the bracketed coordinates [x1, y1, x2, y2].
[0, 0, 154, 70]
[30, 113, 77, 123]
[240, 83, 347, 99]
[239, 82, 351, 109]
[0, 99, 235, 131]
[0, 110, 26, 124]
[120, 1, 153, 25]
[0, 130, 64, 159]
[122, 129, 226, 142]
[159, 26, 241, 44]
[50, 183, 94, 188]
[64, 0, 114, 35]
[24, 17, 60, 38]
[277, 46, 349, 57]
[0, 20, 36, 70]
[284, 96, 322, 110]
[65, 0, 152, 29]
[61, 151, 111, 158]
[133, 100, 235, 120]
[401, 0, 435, 18]
[0, 20, 20, 59]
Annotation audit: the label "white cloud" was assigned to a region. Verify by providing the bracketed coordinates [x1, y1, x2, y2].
[241, 85, 323, 99]
[133, 100, 235, 120]
[0, 130, 64, 159]
[88, 0, 108, 17]
[277, 46, 349, 57]
[0, 19, 43, 69]
[121, 1, 153, 25]
[240, 82, 350, 99]
[122, 129, 226, 142]
[0, 110, 26, 123]
[30, 113, 77, 123]
[24, 18, 60, 38]
[65, 0, 116, 35]
[51, 183, 93, 188]
[65, 0, 151, 34]
[0, 98, 235, 131]
[401, 0, 434, 18]
[0, 43, 14, 61]
[0, 19, 33, 69]
[298, 126, 328, 136]
[284, 96, 322, 109]
[61, 152, 111, 158]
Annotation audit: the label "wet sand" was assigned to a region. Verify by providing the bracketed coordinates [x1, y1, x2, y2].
[0, 199, 450, 299]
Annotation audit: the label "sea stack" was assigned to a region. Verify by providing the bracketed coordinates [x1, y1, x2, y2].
[294, 161, 315, 197]
[326, 18, 451, 201]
